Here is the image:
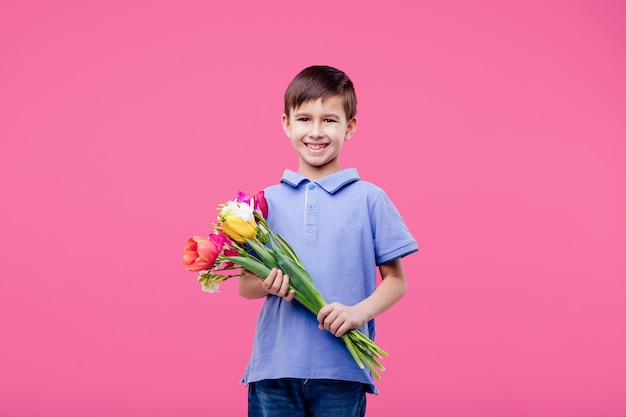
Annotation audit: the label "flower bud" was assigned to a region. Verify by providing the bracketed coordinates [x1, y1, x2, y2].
[182, 236, 220, 272]
[220, 214, 257, 243]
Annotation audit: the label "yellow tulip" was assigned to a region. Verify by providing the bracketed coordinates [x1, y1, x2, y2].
[220, 214, 257, 243]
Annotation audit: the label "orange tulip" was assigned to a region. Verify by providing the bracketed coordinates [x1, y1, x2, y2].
[182, 236, 220, 272]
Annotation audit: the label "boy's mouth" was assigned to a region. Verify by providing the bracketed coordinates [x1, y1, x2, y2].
[306, 143, 328, 150]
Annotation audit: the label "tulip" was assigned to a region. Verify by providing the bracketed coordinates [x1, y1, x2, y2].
[220, 214, 257, 243]
[220, 248, 240, 269]
[209, 231, 231, 248]
[182, 236, 220, 272]
[254, 191, 268, 219]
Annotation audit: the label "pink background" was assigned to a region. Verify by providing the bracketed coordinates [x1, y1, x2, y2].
[1, 1, 625, 416]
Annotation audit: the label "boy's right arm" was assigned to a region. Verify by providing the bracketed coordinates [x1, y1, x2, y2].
[238, 268, 296, 301]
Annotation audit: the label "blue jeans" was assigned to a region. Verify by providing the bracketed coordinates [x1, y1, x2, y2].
[248, 378, 367, 417]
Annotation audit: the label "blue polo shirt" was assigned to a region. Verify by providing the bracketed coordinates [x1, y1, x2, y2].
[242, 168, 418, 393]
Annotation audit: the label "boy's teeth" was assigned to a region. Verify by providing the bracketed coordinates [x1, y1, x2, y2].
[308, 144, 326, 150]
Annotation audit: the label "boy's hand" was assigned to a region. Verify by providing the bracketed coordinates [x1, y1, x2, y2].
[262, 268, 295, 301]
[317, 303, 369, 337]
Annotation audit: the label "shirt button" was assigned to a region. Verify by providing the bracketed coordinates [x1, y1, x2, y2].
[308, 184, 317, 191]
[307, 204, 315, 211]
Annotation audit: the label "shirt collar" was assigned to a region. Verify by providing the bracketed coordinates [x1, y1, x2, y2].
[281, 168, 360, 194]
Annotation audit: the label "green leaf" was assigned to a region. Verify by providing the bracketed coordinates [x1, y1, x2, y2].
[223, 256, 271, 278]
[273, 251, 326, 311]
[245, 238, 279, 269]
[273, 234, 305, 268]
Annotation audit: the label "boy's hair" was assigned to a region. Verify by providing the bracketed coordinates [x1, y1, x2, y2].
[284, 65, 357, 120]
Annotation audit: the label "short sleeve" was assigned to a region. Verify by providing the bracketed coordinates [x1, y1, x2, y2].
[370, 191, 419, 265]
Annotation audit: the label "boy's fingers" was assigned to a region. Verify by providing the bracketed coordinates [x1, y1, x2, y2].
[262, 268, 276, 285]
[316, 304, 331, 324]
[280, 274, 290, 296]
[262, 269, 294, 300]
[261, 269, 274, 291]
[335, 323, 349, 338]
[263, 268, 282, 293]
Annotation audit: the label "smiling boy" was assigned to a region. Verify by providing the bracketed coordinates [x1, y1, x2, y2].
[283, 93, 357, 181]
[239, 65, 418, 417]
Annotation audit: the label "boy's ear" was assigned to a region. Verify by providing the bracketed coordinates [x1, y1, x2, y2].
[281, 114, 291, 136]
[344, 117, 358, 141]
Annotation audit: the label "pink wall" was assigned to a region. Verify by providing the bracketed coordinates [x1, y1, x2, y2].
[1, 1, 625, 416]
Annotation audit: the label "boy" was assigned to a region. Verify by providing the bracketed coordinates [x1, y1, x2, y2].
[238, 65, 418, 417]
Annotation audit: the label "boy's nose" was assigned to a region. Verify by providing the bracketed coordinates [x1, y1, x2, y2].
[309, 123, 324, 137]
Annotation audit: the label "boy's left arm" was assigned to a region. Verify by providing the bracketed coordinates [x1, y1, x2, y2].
[317, 258, 407, 337]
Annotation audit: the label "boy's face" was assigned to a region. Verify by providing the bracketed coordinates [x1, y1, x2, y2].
[282, 95, 357, 181]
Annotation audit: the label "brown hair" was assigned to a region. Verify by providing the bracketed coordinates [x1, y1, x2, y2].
[284, 65, 357, 120]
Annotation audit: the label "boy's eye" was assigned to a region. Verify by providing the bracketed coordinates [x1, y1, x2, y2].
[323, 118, 337, 123]
[297, 117, 310, 122]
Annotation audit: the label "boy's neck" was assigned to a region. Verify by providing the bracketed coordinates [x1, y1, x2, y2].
[298, 165, 342, 182]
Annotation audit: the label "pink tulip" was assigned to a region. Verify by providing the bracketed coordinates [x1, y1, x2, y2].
[221, 248, 240, 268]
[182, 236, 220, 272]
[254, 191, 268, 219]
[209, 231, 231, 248]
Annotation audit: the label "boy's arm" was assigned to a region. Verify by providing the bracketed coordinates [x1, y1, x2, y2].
[238, 268, 296, 301]
[317, 258, 407, 337]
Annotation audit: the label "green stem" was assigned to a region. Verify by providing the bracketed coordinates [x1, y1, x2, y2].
[223, 256, 270, 278]
[341, 334, 365, 369]
[226, 219, 388, 378]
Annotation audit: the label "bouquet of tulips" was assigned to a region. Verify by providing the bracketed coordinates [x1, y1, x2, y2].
[182, 191, 388, 379]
